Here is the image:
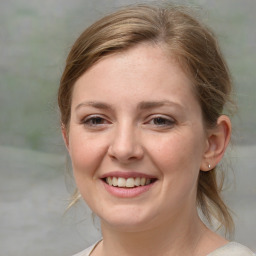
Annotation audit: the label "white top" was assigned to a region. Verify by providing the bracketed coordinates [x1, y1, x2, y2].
[208, 242, 255, 256]
[72, 241, 255, 256]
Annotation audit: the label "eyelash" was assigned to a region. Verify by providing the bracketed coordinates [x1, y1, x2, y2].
[146, 116, 175, 128]
[81, 115, 110, 127]
[81, 115, 175, 129]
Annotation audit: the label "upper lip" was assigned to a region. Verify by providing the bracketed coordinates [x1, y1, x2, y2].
[100, 171, 157, 179]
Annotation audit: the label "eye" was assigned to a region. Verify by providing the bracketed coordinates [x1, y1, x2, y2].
[81, 115, 110, 127]
[147, 116, 175, 127]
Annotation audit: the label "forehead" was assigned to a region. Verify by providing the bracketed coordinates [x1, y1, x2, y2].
[72, 43, 198, 109]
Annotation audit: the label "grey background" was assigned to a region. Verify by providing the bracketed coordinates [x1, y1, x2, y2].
[0, 0, 255, 255]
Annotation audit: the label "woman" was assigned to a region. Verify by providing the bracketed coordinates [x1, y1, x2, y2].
[58, 3, 255, 256]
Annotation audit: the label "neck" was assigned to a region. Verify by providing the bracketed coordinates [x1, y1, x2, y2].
[98, 210, 210, 256]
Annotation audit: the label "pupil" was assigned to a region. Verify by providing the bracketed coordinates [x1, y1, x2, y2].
[93, 117, 102, 124]
[155, 118, 165, 125]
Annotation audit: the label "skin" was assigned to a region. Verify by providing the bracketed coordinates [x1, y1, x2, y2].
[63, 43, 231, 256]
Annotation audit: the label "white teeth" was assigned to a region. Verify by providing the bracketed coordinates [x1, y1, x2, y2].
[106, 177, 112, 186]
[126, 178, 135, 187]
[140, 177, 146, 186]
[117, 177, 126, 187]
[112, 177, 118, 186]
[134, 177, 141, 186]
[105, 177, 154, 188]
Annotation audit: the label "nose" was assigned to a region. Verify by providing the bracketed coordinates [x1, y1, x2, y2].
[108, 123, 144, 163]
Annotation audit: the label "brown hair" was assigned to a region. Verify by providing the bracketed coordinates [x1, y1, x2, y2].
[58, 3, 234, 235]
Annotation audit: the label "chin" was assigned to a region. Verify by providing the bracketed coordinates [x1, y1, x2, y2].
[98, 205, 159, 232]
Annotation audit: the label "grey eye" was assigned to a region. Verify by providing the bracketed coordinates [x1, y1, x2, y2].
[82, 116, 109, 126]
[151, 117, 174, 126]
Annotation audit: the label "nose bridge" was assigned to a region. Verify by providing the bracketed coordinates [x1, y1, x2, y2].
[109, 119, 142, 162]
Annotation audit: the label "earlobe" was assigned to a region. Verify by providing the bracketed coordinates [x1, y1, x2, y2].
[200, 115, 231, 171]
[61, 123, 70, 151]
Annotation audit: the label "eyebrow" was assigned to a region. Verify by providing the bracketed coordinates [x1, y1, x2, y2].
[75, 100, 182, 111]
[138, 100, 183, 110]
[75, 101, 113, 111]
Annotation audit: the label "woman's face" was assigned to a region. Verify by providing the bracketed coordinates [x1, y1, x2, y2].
[65, 44, 209, 231]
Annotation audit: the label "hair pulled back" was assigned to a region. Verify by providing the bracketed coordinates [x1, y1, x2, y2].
[58, 3, 234, 235]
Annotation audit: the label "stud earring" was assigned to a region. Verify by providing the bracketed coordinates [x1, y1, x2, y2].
[208, 164, 211, 169]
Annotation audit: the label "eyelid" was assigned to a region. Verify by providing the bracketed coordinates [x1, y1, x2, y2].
[147, 114, 175, 121]
[81, 114, 111, 126]
[145, 114, 176, 125]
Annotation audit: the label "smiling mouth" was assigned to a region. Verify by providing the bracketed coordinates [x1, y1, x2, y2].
[103, 177, 156, 188]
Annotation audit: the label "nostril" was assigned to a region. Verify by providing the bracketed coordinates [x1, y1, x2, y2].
[107, 143, 144, 162]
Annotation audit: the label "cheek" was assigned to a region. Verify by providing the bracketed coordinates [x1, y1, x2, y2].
[150, 137, 190, 166]
[68, 132, 107, 179]
[149, 131, 205, 177]
[151, 135, 204, 206]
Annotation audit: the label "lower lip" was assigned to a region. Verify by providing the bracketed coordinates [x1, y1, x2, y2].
[102, 180, 155, 198]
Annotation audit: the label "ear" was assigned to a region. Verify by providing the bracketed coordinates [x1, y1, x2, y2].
[61, 123, 70, 151]
[200, 115, 231, 171]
